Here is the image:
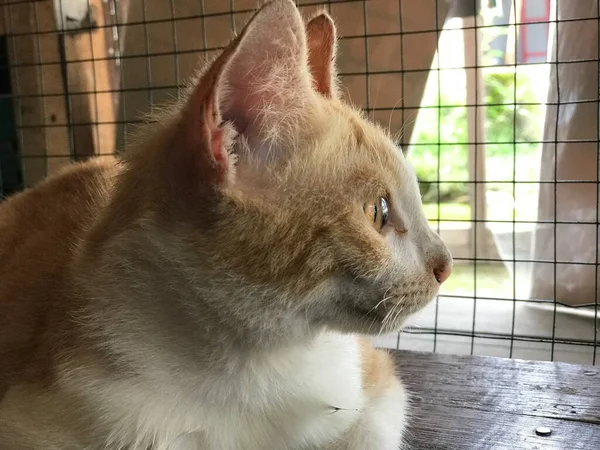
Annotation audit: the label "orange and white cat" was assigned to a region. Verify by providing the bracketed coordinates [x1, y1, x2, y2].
[0, 1, 451, 449]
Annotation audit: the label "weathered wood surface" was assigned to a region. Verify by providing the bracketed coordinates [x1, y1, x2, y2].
[390, 350, 600, 449]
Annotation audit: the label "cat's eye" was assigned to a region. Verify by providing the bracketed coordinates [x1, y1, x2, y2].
[363, 197, 389, 231]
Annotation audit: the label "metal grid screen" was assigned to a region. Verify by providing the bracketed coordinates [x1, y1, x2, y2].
[1, 0, 598, 365]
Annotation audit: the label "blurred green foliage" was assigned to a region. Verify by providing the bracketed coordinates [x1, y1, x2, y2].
[411, 69, 542, 204]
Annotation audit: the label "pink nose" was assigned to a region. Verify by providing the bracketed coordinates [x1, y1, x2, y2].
[434, 263, 452, 284]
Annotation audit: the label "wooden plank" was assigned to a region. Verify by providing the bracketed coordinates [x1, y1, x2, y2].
[34, 0, 72, 176]
[405, 404, 599, 449]
[389, 350, 600, 449]
[62, 0, 117, 161]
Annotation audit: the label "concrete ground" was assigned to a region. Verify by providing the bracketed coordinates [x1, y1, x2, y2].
[374, 294, 599, 365]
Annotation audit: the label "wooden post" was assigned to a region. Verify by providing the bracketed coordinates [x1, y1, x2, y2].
[61, 0, 118, 162]
[462, 12, 499, 260]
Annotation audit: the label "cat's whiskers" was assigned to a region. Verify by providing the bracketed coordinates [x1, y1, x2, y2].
[378, 295, 407, 337]
[373, 82, 382, 121]
[389, 295, 407, 332]
[305, 307, 314, 341]
[364, 287, 394, 334]
[367, 289, 393, 315]
[391, 109, 419, 147]
[378, 301, 400, 339]
[387, 98, 403, 134]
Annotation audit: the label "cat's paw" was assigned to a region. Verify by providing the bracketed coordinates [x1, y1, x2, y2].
[358, 382, 407, 449]
[326, 381, 407, 450]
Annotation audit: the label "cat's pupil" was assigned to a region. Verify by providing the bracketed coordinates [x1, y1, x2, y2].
[363, 198, 388, 230]
[380, 197, 389, 227]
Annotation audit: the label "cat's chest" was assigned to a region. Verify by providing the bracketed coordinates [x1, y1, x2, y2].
[191, 333, 365, 449]
[95, 333, 365, 450]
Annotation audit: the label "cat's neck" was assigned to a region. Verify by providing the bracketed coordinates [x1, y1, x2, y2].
[73, 212, 327, 379]
[78, 290, 320, 382]
[75, 253, 315, 374]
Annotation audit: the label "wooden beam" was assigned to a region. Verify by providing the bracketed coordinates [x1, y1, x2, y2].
[463, 14, 499, 261]
[391, 350, 600, 449]
[62, 0, 117, 162]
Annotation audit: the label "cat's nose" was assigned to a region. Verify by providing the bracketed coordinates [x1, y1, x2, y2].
[427, 232, 452, 284]
[433, 262, 451, 284]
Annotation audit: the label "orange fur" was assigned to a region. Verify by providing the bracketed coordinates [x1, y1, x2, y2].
[0, 159, 118, 387]
[358, 338, 398, 398]
[0, 2, 450, 448]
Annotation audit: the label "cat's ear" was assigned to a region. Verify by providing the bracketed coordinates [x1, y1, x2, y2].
[306, 12, 338, 98]
[218, 0, 313, 138]
[172, 0, 312, 189]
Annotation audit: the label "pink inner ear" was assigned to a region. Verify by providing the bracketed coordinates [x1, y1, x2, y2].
[175, 0, 312, 179]
[211, 128, 226, 165]
[204, 98, 228, 169]
[166, 1, 311, 192]
[213, 1, 311, 148]
[306, 14, 337, 98]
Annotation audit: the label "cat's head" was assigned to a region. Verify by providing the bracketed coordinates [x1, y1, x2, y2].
[107, 0, 451, 339]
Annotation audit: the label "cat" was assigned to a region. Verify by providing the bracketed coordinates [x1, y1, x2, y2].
[0, 1, 452, 449]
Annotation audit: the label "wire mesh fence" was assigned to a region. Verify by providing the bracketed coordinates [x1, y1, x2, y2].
[0, 0, 598, 365]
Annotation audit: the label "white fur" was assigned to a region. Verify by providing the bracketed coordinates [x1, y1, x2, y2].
[13, 332, 403, 450]
[337, 385, 408, 450]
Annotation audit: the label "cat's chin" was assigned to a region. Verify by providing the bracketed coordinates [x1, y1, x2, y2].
[334, 293, 438, 335]
[326, 304, 402, 335]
